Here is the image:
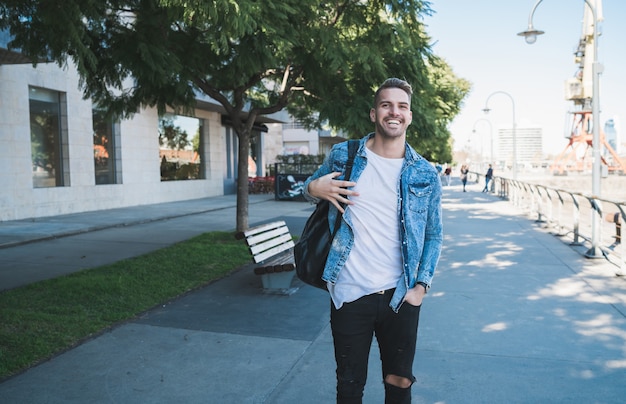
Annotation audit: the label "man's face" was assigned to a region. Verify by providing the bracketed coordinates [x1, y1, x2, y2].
[370, 88, 412, 139]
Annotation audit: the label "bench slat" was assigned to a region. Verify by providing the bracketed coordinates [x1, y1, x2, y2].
[252, 240, 295, 263]
[247, 227, 290, 249]
[238, 221, 287, 238]
[249, 233, 293, 257]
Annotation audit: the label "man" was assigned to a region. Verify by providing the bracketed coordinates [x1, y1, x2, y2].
[460, 164, 469, 192]
[304, 78, 443, 403]
[482, 164, 493, 192]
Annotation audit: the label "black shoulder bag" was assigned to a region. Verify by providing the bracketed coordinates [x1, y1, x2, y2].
[294, 140, 358, 290]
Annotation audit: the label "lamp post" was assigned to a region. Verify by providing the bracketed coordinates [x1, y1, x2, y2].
[472, 118, 494, 167]
[517, 0, 602, 258]
[483, 91, 517, 180]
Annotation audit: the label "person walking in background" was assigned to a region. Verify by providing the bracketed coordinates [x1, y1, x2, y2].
[460, 164, 469, 192]
[482, 164, 493, 192]
[444, 165, 452, 186]
[304, 78, 443, 403]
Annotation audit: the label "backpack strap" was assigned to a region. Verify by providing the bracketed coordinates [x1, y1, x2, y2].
[344, 139, 358, 180]
[332, 139, 359, 235]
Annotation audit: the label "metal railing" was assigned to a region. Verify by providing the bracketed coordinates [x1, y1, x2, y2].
[472, 172, 625, 276]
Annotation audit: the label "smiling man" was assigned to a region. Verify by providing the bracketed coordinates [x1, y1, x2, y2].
[304, 78, 443, 403]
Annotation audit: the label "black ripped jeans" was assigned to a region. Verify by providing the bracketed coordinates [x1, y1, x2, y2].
[330, 289, 421, 404]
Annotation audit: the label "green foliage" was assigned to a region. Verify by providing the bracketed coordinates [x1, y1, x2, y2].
[411, 57, 472, 163]
[1, 0, 468, 148]
[0, 231, 251, 379]
[0, 0, 471, 226]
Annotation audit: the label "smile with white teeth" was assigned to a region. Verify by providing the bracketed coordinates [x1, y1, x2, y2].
[387, 119, 401, 126]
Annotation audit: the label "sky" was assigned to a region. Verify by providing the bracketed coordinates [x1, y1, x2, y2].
[423, 0, 626, 157]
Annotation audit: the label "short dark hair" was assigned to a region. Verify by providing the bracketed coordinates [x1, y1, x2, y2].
[374, 78, 413, 106]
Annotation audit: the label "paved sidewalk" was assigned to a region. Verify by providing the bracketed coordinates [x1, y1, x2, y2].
[1, 184, 626, 403]
[0, 194, 306, 290]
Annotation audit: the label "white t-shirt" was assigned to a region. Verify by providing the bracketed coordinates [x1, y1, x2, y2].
[329, 146, 404, 309]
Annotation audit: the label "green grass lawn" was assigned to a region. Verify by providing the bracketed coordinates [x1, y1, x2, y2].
[0, 231, 252, 380]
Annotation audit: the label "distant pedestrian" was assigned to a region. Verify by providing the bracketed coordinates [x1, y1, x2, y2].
[460, 164, 469, 192]
[482, 164, 493, 192]
[444, 166, 452, 186]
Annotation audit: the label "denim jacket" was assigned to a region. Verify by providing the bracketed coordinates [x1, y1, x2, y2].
[303, 134, 443, 312]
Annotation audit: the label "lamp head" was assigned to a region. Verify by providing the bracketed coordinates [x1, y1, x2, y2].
[517, 27, 545, 44]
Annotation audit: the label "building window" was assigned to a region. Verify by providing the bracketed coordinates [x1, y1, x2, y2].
[249, 132, 260, 177]
[93, 109, 120, 185]
[282, 119, 307, 130]
[158, 113, 203, 181]
[29, 87, 68, 188]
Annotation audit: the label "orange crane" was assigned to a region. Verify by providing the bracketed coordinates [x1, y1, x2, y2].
[550, 0, 626, 175]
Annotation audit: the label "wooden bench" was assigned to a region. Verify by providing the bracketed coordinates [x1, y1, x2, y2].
[235, 220, 298, 294]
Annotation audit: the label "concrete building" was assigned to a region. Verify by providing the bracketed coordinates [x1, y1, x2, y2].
[497, 126, 544, 169]
[604, 118, 619, 155]
[281, 118, 346, 158]
[0, 36, 287, 221]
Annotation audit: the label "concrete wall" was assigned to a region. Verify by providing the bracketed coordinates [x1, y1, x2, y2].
[0, 62, 225, 221]
[282, 127, 320, 155]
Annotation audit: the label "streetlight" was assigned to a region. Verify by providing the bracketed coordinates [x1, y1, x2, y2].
[517, 0, 603, 258]
[472, 118, 494, 167]
[483, 91, 517, 180]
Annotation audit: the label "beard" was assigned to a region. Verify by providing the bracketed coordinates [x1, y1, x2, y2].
[375, 118, 408, 139]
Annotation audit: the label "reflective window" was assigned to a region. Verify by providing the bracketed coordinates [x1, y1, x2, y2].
[159, 114, 203, 181]
[29, 87, 67, 188]
[93, 110, 118, 185]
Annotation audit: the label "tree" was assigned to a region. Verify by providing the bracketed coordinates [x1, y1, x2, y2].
[416, 58, 472, 163]
[1, 0, 470, 231]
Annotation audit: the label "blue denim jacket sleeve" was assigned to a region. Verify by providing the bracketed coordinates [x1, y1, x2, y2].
[303, 135, 443, 312]
[390, 157, 443, 311]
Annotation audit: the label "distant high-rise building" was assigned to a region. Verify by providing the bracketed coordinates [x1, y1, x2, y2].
[497, 126, 543, 166]
[604, 118, 619, 155]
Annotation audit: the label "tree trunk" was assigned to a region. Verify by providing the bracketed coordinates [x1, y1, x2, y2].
[236, 128, 251, 232]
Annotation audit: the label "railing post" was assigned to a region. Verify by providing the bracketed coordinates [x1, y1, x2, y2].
[605, 212, 621, 244]
[543, 187, 553, 226]
[519, 183, 526, 210]
[615, 210, 626, 276]
[513, 181, 522, 208]
[609, 206, 626, 276]
[570, 193, 582, 246]
[529, 185, 539, 220]
[554, 190, 565, 236]
[535, 186, 546, 223]
[585, 198, 603, 259]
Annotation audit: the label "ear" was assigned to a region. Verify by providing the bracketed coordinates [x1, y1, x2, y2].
[370, 108, 375, 122]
